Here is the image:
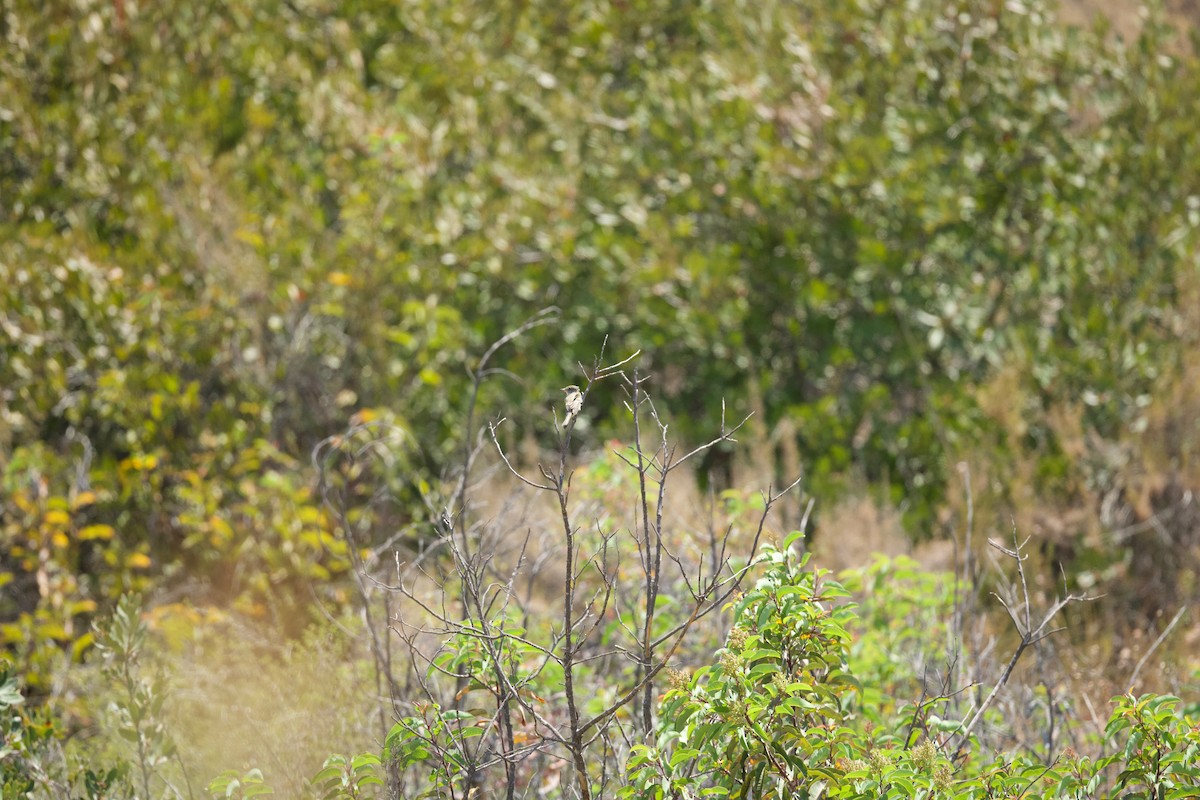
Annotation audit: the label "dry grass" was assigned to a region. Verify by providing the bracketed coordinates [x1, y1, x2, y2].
[155, 610, 381, 796]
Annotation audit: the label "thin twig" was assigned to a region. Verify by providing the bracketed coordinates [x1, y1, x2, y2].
[1125, 605, 1188, 693]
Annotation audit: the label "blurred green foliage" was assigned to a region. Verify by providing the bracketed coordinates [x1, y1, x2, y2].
[2, 0, 1199, 745]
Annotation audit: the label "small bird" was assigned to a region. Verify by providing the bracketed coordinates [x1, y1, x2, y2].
[562, 384, 583, 427]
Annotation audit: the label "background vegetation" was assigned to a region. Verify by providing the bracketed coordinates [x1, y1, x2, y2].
[2, 0, 1199, 796]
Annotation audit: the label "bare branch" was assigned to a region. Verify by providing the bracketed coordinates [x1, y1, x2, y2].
[949, 533, 1093, 760]
[488, 419, 554, 491]
[670, 412, 754, 471]
[1125, 605, 1188, 693]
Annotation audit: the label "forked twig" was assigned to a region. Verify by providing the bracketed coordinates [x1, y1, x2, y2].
[947, 530, 1093, 760]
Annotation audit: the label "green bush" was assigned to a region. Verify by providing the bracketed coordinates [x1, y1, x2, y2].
[625, 548, 1200, 799]
[624, 537, 859, 798]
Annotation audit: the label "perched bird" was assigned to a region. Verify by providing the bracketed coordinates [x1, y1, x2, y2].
[437, 507, 453, 536]
[562, 384, 583, 427]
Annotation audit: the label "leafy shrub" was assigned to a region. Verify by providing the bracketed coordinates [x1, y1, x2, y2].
[624, 535, 858, 798]
[626, 548, 1200, 800]
[206, 768, 273, 799]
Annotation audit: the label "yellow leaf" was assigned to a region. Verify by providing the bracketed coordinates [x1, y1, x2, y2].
[79, 524, 116, 541]
[51, 532, 69, 549]
[122, 454, 159, 472]
[44, 510, 70, 527]
[13, 491, 36, 514]
[235, 599, 267, 618]
[127, 553, 152, 569]
[72, 632, 95, 661]
[209, 515, 234, 545]
[36, 622, 69, 642]
[234, 228, 265, 248]
[72, 491, 98, 509]
[327, 271, 353, 287]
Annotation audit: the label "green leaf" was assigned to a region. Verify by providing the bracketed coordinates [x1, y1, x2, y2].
[313, 766, 342, 783]
[0, 677, 23, 707]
